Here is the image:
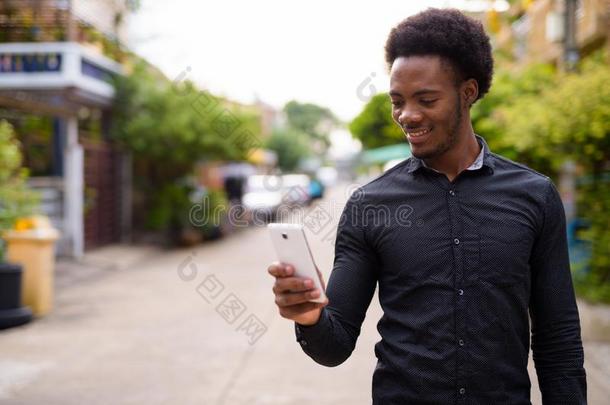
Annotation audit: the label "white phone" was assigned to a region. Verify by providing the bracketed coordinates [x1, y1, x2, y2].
[268, 223, 327, 303]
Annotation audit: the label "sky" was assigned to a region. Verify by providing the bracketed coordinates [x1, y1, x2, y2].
[127, 0, 508, 157]
[127, 0, 508, 122]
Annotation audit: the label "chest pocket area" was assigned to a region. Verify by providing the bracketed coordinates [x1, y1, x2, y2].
[382, 232, 454, 286]
[478, 224, 533, 286]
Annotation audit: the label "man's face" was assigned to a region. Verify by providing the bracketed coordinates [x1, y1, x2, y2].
[389, 55, 465, 160]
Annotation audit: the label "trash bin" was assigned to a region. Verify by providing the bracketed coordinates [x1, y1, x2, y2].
[3, 216, 60, 317]
[0, 262, 33, 329]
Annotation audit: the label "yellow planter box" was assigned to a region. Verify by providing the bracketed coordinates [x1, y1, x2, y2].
[3, 225, 60, 317]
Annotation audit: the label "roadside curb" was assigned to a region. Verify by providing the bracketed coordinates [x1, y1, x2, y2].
[55, 244, 163, 288]
[578, 299, 610, 342]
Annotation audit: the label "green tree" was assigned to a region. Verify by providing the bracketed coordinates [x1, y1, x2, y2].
[351, 51, 610, 302]
[475, 51, 610, 302]
[545, 54, 610, 172]
[113, 62, 256, 169]
[544, 54, 610, 302]
[349, 93, 404, 149]
[112, 60, 260, 234]
[472, 63, 558, 175]
[283, 100, 338, 151]
[265, 127, 310, 171]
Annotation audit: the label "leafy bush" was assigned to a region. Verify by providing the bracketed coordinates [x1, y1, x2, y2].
[112, 59, 260, 238]
[573, 180, 610, 303]
[350, 50, 610, 302]
[194, 189, 229, 240]
[146, 183, 194, 232]
[0, 120, 39, 260]
[146, 182, 229, 244]
[474, 51, 610, 303]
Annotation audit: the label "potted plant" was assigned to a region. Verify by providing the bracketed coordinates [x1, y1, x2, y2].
[0, 120, 39, 329]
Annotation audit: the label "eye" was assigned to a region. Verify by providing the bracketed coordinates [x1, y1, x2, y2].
[390, 100, 403, 107]
[420, 99, 437, 106]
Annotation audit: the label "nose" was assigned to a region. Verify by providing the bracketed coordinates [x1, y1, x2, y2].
[398, 106, 423, 127]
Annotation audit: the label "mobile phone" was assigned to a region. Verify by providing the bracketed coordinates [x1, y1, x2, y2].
[268, 223, 327, 303]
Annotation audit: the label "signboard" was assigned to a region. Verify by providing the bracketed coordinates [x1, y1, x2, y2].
[0, 53, 62, 73]
[81, 59, 113, 84]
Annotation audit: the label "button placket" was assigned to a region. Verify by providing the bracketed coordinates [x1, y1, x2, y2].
[447, 182, 467, 394]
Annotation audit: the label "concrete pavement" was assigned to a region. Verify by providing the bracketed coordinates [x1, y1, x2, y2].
[0, 184, 609, 404]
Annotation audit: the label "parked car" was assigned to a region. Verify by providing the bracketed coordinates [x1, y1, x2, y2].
[316, 166, 338, 187]
[308, 178, 325, 200]
[243, 175, 283, 222]
[280, 174, 311, 207]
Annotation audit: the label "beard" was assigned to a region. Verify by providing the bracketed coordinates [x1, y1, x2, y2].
[412, 94, 463, 160]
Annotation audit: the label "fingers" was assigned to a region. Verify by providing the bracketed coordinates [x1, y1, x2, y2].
[267, 262, 294, 278]
[278, 300, 328, 318]
[268, 262, 317, 290]
[273, 275, 315, 294]
[279, 302, 325, 318]
[274, 288, 322, 307]
[268, 262, 327, 315]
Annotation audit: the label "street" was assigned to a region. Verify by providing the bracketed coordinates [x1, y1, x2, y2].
[0, 184, 609, 404]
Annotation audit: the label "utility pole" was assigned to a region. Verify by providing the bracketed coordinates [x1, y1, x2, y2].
[66, 0, 76, 42]
[560, 0, 579, 224]
[563, 0, 579, 72]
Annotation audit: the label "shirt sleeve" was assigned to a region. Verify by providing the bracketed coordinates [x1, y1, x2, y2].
[294, 191, 378, 367]
[529, 179, 587, 404]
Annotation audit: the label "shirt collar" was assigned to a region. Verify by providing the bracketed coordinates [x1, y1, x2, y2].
[407, 134, 495, 175]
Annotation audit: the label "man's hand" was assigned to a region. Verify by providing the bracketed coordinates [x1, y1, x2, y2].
[268, 262, 329, 326]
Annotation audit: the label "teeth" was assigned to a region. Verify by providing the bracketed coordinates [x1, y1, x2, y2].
[407, 128, 430, 137]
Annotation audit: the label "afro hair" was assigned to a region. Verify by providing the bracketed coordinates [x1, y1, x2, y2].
[384, 8, 494, 102]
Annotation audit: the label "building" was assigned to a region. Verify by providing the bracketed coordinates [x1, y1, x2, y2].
[491, 0, 610, 68]
[0, 0, 137, 257]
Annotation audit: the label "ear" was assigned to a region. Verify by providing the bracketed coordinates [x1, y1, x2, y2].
[461, 79, 479, 107]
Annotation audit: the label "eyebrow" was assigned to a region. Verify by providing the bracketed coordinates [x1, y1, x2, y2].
[389, 89, 440, 97]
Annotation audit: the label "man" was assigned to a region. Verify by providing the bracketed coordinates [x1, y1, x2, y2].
[268, 8, 586, 404]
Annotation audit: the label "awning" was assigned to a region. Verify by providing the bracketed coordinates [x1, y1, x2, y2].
[361, 143, 412, 165]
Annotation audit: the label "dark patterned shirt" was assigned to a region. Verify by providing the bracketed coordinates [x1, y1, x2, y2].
[295, 135, 586, 404]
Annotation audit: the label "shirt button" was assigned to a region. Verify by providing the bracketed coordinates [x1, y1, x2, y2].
[299, 339, 307, 347]
[449, 190, 455, 196]
[459, 387, 466, 395]
[454, 238, 460, 245]
[458, 339, 465, 346]
[458, 289, 464, 296]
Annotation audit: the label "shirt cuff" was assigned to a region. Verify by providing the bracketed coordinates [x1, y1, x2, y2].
[294, 307, 330, 349]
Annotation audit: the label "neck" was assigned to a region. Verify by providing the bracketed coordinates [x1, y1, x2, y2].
[423, 122, 480, 182]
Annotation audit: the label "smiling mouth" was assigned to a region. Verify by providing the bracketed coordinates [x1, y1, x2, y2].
[406, 128, 431, 137]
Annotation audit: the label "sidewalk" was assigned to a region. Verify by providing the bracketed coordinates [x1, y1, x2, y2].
[54, 244, 163, 289]
[47, 244, 610, 404]
[50, 245, 610, 405]
[578, 298, 610, 399]
[1, 220, 610, 403]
